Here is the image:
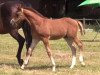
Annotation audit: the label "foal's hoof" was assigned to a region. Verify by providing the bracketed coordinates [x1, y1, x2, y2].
[81, 62, 85, 66]
[19, 59, 24, 66]
[52, 66, 56, 72]
[70, 66, 74, 69]
[21, 65, 25, 70]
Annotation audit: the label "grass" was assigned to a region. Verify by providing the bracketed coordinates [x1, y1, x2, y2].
[0, 30, 100, 75]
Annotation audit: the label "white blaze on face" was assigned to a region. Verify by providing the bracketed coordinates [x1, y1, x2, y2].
[79, 54, 85, 66]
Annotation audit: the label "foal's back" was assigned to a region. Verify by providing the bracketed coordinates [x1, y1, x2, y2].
[43, 18, 78, 39]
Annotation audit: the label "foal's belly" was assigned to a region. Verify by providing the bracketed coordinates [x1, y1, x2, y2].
[49, 24, 67, 40]
[50, 32, 66, 40]
[50, 36, 65, 40]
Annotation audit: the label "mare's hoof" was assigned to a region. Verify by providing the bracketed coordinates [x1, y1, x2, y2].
[19, 59, 24, 66]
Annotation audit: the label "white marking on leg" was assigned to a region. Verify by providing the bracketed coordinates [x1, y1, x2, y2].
[79, 54, 85, 66]
[46, 46, 56, 71]
[24, 55, 30, 65]
[21, 64, 25, 69]
[21, 39, 39, 69]
[21, 48, 32, 69]
[65, 38, 77, 69]
[51, 56, 56, 72]
[70, 56, 76, 69]
[21, 56, 30, 69]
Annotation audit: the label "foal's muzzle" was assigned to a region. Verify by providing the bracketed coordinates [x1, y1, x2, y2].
[10, 19, 16, 25]
[10, 18, 22, 29]
[10, 18, 21, 26]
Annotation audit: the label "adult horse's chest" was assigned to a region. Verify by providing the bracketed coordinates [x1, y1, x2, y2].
[0, 6, 6, 34]
[0, 22, 10, 34]
[0, 22, 5, 33]
[0, 11, 10, 33]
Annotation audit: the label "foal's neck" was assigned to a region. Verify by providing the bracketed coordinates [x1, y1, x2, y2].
[23, 9, 43, 25]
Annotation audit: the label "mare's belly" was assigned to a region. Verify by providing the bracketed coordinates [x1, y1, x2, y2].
[0, 29, 7, 34]
[0, 23, 8, 34]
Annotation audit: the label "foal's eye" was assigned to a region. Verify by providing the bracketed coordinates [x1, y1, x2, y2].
[16, 12, 22, 17]
[16, 13, 19, 17]
[14, 12, 19, 18]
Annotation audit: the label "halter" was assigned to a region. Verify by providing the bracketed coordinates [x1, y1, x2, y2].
[0, 3, 4, 6]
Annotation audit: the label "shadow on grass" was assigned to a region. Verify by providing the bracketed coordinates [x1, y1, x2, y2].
[0, 62, 70, 70]
[0, 63, 19, 69]
[26, 64, 69, 70]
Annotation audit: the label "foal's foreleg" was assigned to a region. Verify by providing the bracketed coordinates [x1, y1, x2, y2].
[21, 39, 39, 69]
[74, 37, 85, 66]
[65, 38, 76, 69]
[42, 38, 56, 71]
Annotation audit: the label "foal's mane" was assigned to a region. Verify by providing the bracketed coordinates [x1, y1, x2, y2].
[23, 7, 47, 19]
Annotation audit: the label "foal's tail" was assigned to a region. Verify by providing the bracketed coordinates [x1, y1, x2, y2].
[77, 21, 85, 35]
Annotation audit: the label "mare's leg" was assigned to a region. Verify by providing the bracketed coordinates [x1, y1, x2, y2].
[64, 38, 76, 69]
[74, 37, 85, 66]
[21, 38, 39, 69]
[10, 30, 25, 66]
[42, 38, 56, 71]
[22, 21, 32, 50]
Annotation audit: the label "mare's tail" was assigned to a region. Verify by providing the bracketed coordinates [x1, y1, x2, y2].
[77, 21, 85, 35]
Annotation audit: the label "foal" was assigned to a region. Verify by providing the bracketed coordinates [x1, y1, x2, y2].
[11, 7, 85, 71]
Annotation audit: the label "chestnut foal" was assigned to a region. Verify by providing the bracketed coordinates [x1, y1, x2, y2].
[11, 7, 85, 71]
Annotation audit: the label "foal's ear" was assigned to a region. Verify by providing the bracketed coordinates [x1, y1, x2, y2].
[17, 4, 22, 11]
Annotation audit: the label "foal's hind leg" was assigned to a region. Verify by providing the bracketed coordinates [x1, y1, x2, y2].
[74, 37, 85, 66]
[42, 38, 56, 71]
[64, 38, 77, 69]
[21, 38, 39, 69]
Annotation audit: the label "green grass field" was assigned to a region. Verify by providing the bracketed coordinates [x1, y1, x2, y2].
[0, 30, 100, 75]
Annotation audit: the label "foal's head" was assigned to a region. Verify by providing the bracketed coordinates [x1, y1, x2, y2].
[0, 1, 25, 28]
[10, 4, 47, 26]
[10, 4, 26, 26]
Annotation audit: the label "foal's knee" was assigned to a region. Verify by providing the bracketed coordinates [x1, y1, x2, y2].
[78, 42, 83, 49]
[47, 50, 52, 57]
[26, 48, 32, 56]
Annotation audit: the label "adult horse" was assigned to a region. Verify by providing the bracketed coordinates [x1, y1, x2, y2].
[0, 1, 32, 66]
[11, 6, 85, 71]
